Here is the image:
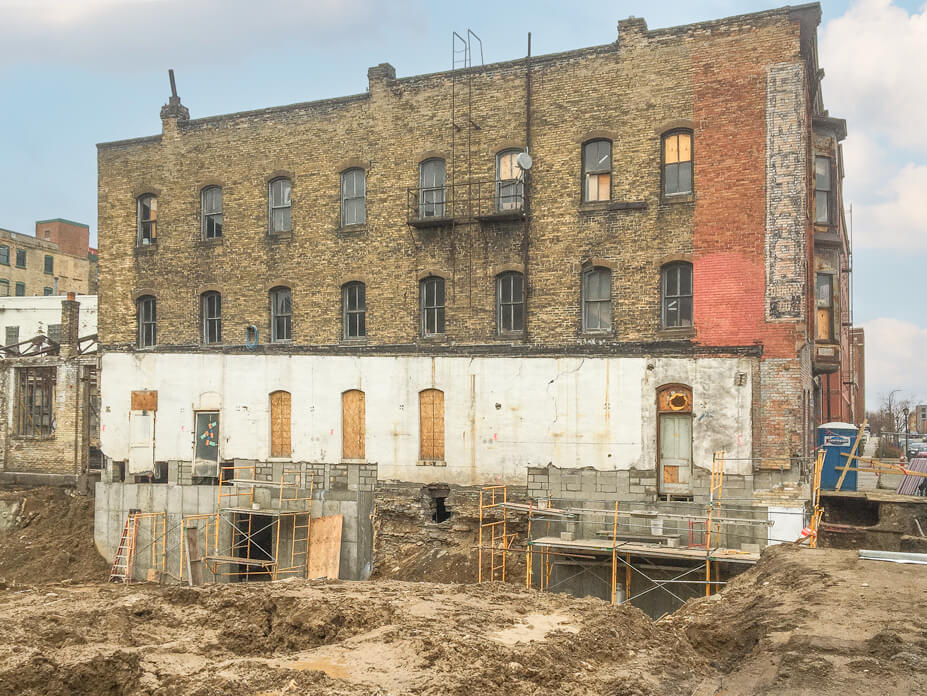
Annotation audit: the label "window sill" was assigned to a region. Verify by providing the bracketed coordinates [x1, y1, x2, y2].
[493, 331, 525, 341]
[12, 435, 56, 442]
[337, 223, 367, 237]
[661, 193, 695, 205]
[657, 327, 696, 340]
[578, 201, 611, 213]
[580, 330, 615, 339]
[420, 334, 448, 343]
[195, 236, 224, 248]
[267, 457, 292, 463]
[267, 230, 293, 241]
[340, 337, 368, 346]
[417, 460, 447, 467]
[134, 244, 157, 256]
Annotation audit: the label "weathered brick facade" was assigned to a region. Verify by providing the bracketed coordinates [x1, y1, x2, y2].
[97, 5, 847, 485]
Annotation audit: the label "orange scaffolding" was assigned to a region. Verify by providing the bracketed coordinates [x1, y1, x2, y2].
[477, 485, 516, 582]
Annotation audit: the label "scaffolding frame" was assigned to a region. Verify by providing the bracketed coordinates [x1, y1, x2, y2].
[185, 462, 314, 582]
[478, 485, 516, 582]
[704, 451, 724, 595]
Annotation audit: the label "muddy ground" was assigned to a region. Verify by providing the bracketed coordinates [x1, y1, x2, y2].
[0, 489, 925, 695]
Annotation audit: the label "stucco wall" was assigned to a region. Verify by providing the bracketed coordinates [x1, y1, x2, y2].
[100, 352, 755, 484]
[0, 295, 97, 342]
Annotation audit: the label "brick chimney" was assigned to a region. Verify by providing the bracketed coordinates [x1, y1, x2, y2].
[60, 292, 80, 357]
[161, 68, 190, 137]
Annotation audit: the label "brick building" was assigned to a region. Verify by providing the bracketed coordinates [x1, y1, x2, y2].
[0, 219, 95, 299]
[94, 4, 852, 580]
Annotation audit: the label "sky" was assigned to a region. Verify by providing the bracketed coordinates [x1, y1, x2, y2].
[0, 0, 924, 409]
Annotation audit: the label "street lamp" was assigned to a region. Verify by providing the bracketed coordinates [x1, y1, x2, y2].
[903, 407, 910, 462]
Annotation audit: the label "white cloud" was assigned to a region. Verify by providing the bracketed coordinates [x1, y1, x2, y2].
[852, 162, 927, 249]
[0, 0, 410, 70]
[861, 317, 927, 409]
[820, 0, 927, 153]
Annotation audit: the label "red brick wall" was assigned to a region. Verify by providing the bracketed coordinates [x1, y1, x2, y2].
[35, 221, 89, 258]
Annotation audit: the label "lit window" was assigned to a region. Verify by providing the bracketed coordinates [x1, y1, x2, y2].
[343, 282, 366, 339]
[582, 267, 611, 332]
[201, 291, 221, 344]
[496, 150, 524, 211]
[268, 178, 292, 233]
[583, 140, 611, 202]
[661, 263, 693, 328]
[270, 286, 292, 342]
[137, 194, 158, 245]
[419, 159, 446, 218]
[202, 186, 223, 239]
[497, 272, 525, 334]
[341, 168, 366, 226]
[421, 276, 445, 336]
[663, 131, 693, 196]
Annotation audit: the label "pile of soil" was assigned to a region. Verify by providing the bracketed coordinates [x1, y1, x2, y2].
[0, 487, 108, 585]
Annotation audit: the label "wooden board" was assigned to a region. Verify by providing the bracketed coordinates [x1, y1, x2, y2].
[342, 390, 365, 459]
[184, 527, 203, 587]
[270, 390, 291, 458]
[419, 389, 444, 460]
[308, 515, 343, 580]
[131, 390, 158, 411]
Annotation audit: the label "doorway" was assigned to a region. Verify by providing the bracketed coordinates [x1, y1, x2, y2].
[233, 513, 274, 581]
[657, 385, 693, 496]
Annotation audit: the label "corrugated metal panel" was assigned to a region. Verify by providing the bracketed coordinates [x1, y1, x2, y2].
[896, 456, 927, 496]
[859, 549, 927, 565]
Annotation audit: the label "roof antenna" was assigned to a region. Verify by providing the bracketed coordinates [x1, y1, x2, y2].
[168, 69, 178, 99]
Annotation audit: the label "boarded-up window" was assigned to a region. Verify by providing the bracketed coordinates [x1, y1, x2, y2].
[270, 391, 291, 458]
[342, 390, 365, 460]
[816, 273, 834, 341]
[419, 388, 445, 461]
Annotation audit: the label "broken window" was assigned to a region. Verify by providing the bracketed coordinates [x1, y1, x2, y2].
[201, 186, 223, 239]
[419, 158, 446, 218]
[268, 177, 292, 233]
[0, 245, 8, 265]
[44, 255, 53, 274]
[662, 130, 693, 196]
[270, 286, 292, 342]
[342, 282, 366, 339]
[0, 280, 8, 296]
[496, 150, 524, 211]
[497, 271, 525, 334]
[420, 276, 445, 336]
[201, 291, 221, 344]
[583, 140, 611, 202]
[16, 367, 56, 438]
[341, 168, 366, 226]
[137, 295, 156, 347]
[15, 249, 26, 268]
[14, 282, 24, 296]
[816, 273, 834, 341]
[419, 389, 445, 461]
[47, 324, 61, 343]
[661, 262, 693, 329]
[582, 267, 611, 332]
[815, 156, 832, 225]
[137, 194, 157, 245]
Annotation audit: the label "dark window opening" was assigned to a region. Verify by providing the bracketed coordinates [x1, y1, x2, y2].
[422, 484, 452, 523]
[432, 496, 451, 523]
[233, 513, 274, 581]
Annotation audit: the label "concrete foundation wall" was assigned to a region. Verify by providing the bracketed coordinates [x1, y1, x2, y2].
[100, 352, 756, 486]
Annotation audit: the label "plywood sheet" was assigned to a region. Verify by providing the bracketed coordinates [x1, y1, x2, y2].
[342, 390, 365, 459]
[419, 389, 444, 460]
[270, 390, 291, 458]
[131, 390, 158, 411]
[308, 515, 343, 580]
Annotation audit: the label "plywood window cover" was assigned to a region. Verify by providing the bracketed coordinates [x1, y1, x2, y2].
[270, 390, 291, 458]
[342, 389, 365, 460]
[131, 390, 158, 412]
[419, 388, 445, 461]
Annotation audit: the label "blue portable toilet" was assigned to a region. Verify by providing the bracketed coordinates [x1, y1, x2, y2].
[817, 422, 859, 491]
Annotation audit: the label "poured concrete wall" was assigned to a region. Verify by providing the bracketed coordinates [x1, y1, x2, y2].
[100, 352, 756, 486]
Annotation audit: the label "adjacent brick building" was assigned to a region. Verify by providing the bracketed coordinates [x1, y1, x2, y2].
[0, 219, 95, 299]
[95, 4, 854, 547]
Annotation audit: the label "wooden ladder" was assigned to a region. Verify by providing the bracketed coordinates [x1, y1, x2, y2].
[109, 510, 140, 583]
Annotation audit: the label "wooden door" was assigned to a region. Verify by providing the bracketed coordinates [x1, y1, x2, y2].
[342, 390, 365, 460]
[419, 389, 445, 460]
[270, 391, 291, 458]
[659, 414, 692, 494]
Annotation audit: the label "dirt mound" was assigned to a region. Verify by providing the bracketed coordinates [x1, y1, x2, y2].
[0, 487, 108, 585]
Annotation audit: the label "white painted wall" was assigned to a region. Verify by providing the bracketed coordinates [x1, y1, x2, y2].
[100, 352, 755, 485]
[0, 295, 97, 341]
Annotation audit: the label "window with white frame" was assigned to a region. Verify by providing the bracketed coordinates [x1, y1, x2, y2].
[137, 295, 156, 347]
[268, 178, 292, 233]
[270, 286, 292, 342]
[201, 291, 221, 344]
[583, 140, 612, 202]
[341, 168, 366, 226]
[496, 150, 524, 211]
[497, 271, 525, 334]
[201, 186, 223, 239]
[420, 276, 445, 336]
[582, 267, 611, 332]
[343, 282, 366, 339]
[419, 158, 446, 218]
[137, 194, 158, 245]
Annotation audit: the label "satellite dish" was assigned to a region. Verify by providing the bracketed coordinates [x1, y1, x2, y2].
[516, 151, 533, 171]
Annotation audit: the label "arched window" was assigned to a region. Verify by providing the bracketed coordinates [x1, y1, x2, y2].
[583, 139, 611, 202]
[201, 186, 223, 239]
[341, 168, 366, 226]
[661, 262, 693, 328]
[342, 281, 366, 339]
[270, 286, 292, 342]
[419, 388, 445, 461]
[342, 389, 366, 460]
[419, 158, 446, 218]
[268, 177, 291, 233]
[137, 194, 158, 245]
[497, 271, 525, 334]
[201, 291, 222, 344]
[270, 390, 291, 458]
[420, 276, 445, 336]
[662, 130, 693, 196]
[137, 295, 156, 347]
[582, 266, 612, 332]
[495, 149, 524, 211]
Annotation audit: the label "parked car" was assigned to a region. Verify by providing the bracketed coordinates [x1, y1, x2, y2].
[907, 442, 927, 459]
